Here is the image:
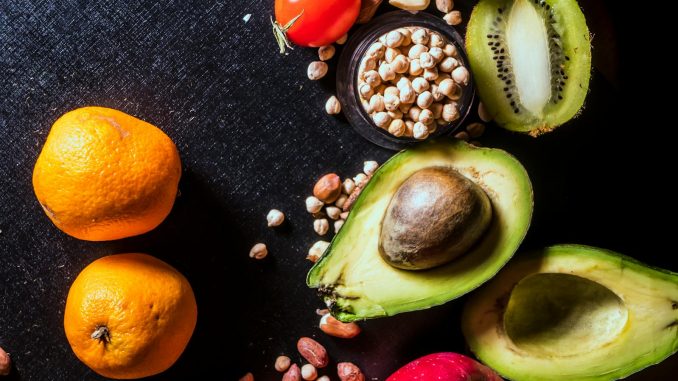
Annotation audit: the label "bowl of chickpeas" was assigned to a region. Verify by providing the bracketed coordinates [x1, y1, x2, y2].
[337, 11, 475, 150]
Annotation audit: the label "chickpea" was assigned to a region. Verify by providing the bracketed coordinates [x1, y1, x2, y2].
[439, 56, 459, 73]
[383, 93, 400, 111]
[443, 43, 458, 57]
[385, 30, 404, 48]
[385, 47, 400, 63]
[429, 32, 445, 48]
[442, 103, 460, 122]
[388, 119, 406, 136]
[366, 42, 385, 59]
[408, 106, 422, 122]
[392, 55, 409, 74]
[419, 108, 434, 124]
[417, 91, 434, 109]
[399, 86, 416, 104]
[452, 66, 470, 85]
[408, 44, 429, 59]
[423, 67, 439, 81]
[412, 77, 430, 94]
[308, 61, 328, 80]
[373, 112, 391, 128]
[411, 28, 429, 45]
[318, 45, 336, 61]
[364, 70, 381, 87]
[359, 83, 374, 99]
[379, 63, 396, 82]
[419, 52, 436, 69]
[369, 94, 385, 113]
[438, 78, 457, 97]
[413, 122, 429, 140]
[408, 59, 423, 76]
[429, 47, 444, 62]
[384, 86, 400, 98]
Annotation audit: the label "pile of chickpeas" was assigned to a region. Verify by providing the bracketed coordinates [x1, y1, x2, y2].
[357, 26, 470, 140]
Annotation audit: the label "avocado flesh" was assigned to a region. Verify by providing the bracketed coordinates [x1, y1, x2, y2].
[307, 140, 533, 321]
[462, 245, 678, 381]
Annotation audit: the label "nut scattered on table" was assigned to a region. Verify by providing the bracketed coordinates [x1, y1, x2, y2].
[436, 0, 454, 13]
[318, 45, 336, 61]
[314, 219, 330, 236]
[276, 355, 292, 372]
[325, 96, 342, 115]
[239, 372, 254, 381]
[301, 364, 318, 380]
[319, 312, 361, 338]
[297, 337, 329, 368]
[466, 122, 486, 138]
[308, 61, 329, 80]
[308, 240, 330, 263]
[313, 173, 342, 203]
[283, 364, 302, 381]
[306, 196, 324, 214]
[444, 10, 463, 26]
[0, 346, 10, 376]
[249, 243, 268, 260]
[337, 362, 365, 381]
[267, 209, 285, 227]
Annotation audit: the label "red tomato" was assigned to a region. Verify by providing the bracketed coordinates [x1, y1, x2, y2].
[275, 0, 361, 47]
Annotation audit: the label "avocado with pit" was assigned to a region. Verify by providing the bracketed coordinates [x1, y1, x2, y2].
[462, 245, 678, 381]
[307, 140, 533, 321]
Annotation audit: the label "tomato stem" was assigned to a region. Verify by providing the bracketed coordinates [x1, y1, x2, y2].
[271, 10, 304, 54]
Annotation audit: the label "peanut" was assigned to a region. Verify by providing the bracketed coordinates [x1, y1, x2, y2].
[297, 337, 329, 368]
[337, 362, 365, 381]
[0, 346, 10, 376]
[283, 364, 301, 381]
[319, 313, 361, 338]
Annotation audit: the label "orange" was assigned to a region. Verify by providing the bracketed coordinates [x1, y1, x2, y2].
[64, 253, 197, 379]
[32, 106, 181, 241]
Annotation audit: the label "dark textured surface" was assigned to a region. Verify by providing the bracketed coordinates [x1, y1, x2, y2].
[0, 1, 675, 380]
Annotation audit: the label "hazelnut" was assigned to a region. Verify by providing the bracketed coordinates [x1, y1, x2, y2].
[313, 173, 342, 203]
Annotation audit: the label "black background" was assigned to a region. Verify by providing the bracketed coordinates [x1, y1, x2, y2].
[1, 0, 675, 380]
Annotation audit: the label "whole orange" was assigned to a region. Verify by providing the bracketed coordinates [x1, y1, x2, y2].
[64, 253, 197, 379]
[32, 106, 181, 241]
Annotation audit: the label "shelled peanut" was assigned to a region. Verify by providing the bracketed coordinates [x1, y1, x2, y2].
[357, 27, 469, 139]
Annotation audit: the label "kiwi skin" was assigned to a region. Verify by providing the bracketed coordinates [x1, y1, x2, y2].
[466, 0, 591, 136]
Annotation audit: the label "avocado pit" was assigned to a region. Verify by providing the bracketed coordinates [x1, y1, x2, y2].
[379, 166, 492, 270]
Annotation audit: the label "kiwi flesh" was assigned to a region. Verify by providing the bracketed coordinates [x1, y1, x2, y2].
[466, 0, 591, 135]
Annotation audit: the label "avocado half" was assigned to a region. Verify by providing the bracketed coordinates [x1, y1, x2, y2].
[462, 245, 678, 381]
[307, 140, 533, 321]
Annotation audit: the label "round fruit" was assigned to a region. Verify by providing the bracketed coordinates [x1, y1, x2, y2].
[274, 0, 361, 47]
[466, 0, 591, 135]
[387, 352, 502, 381]
[379, 166, 492, 270]
[33, 106, 181, 241]
[64, 253, 197, 379]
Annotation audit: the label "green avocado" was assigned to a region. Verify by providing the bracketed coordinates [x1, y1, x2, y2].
[462, 245, 678, 381]
[307, 140, 533, 321]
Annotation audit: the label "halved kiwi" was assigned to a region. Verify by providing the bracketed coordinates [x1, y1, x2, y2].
[466, 0, 591, 136]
